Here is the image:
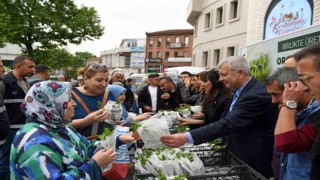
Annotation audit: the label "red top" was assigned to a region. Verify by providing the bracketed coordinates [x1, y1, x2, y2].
[275, 124, 320, 153]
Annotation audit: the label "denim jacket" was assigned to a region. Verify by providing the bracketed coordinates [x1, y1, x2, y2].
[280, 99, 320, 180]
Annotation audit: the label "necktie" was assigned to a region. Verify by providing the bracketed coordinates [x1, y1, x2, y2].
[229, 92, 238, 112]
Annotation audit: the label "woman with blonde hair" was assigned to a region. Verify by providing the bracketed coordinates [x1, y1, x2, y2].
[70, 64, 110, 137]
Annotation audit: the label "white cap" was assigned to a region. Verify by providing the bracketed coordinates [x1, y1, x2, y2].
[111, 68, 125, 76]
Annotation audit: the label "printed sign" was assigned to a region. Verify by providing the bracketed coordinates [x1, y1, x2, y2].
[264, 0, 312, 39]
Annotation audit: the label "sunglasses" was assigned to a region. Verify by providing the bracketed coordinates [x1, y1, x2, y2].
[88, 64, 107, 71]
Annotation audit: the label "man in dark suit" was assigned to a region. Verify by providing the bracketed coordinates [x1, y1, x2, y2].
[161, 56, 278, 178]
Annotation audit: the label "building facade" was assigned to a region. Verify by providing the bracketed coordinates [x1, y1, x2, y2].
[101, 38, 146, 77]
[145, 29, 194, 73]
[0, 43, 23, 67]
[187, 0, 320, 69]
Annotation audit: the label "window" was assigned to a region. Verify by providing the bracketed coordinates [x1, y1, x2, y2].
[166, 37, 170, 47]
[158, 37, 162, 47]
[165, 51, 169, 61]
[133, 42, 137, 47]
[213, 49, 221, 66]
[127, 42, 131, 47]
[174, 51, 179, 57]
[125, 57, 130, 66]
[157, 51, 161, 58]
[149, 37, 153, 47]
[184, 36, 189, 47]
[204, 11, 212, 30]
[175, 36, 180, 43]
[203, 51, 209, 67]
[148, 52, 152, 59]
[192, 54, 196, 65]
[183, 51, 189, 57]
[230, 0, 239, 21]
[194, 20, 198, 37]
[216, 6, 224, 26]
[227, 46, 235, 56]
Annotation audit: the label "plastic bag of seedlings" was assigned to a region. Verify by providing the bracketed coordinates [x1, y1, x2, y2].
[104, 100, 123, 125]
[137, 115, 170, 148]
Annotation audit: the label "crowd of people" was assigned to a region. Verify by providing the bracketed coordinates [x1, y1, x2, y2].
[0, 42, 319, 179]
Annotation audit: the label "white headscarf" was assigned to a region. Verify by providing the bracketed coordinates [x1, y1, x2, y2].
[20, 81, 71, 129]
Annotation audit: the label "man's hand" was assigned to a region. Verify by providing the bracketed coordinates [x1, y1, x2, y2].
[161, 93, 170, 100]
[160, 133, 188, 148]
[143, 106, 152, 112]
[282, 81, 308, 103]
[184, 77, 191, 87]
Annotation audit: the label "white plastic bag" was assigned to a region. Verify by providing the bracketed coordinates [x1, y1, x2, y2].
[137, 116, 170, 148]
[104, 100, 123, 124]
[190, 105, 202, 113]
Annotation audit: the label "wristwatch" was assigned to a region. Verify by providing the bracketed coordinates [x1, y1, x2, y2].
[281, 101, 297, 109]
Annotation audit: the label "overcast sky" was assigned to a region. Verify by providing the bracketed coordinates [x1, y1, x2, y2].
[67, 0, 193, 56]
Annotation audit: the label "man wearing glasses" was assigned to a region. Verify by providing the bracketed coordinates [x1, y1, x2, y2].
[273, 42, 320, 180]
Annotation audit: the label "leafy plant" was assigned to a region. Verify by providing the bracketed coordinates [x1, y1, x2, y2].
[249, 53, 271, 81]
[177, 124, 188, 133]
[157, 169, 167, 180]
[97, 101, 102, 109]
[98, 128, 114, 140]
[172, 175, 187, 180]
[130, 122, 142, 132]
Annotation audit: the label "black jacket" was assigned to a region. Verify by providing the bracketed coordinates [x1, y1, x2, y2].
[1, 72, 28, 126]
[138, 85, 162, 113]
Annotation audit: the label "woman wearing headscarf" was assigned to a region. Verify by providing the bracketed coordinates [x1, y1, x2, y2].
[10, 81, 137, 179]
[107, 84, 152, 126]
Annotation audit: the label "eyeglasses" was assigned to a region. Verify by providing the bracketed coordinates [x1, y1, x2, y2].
[299, 71, 320, 84]
[88, 64, 107, 71]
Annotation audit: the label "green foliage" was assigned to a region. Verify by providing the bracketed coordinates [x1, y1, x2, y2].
[98, 128, 114, 140]
[0, 0, 104, 57]
[177, 124, 188, 133]
[33, 48, 94, 79]
[172, 175, 187, 180]
[130, 122, 142, 132]
[157, 169, 167, 180]
[249, 53, 271, 81]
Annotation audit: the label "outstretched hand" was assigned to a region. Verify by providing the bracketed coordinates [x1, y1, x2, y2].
[119, 131, 141, 144]
[160, 133, 188, 148]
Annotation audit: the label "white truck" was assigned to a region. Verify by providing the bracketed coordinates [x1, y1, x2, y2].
[240, 24, 320, 72]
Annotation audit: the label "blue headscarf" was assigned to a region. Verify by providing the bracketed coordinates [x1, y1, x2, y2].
[106, 85, 128, 120]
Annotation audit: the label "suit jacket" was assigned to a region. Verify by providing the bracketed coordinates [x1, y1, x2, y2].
[190, 78, 278, 178]
[138, 85, 162, 113]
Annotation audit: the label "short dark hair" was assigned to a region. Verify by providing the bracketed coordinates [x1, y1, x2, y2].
[13, 55, 34, 68]
[158, 76, 174, 84]
[180, 71, 192, 76]
[35, 64, 49, 73]
[148, 73, 159, 79]
[294, 42, 320, 71]
[127, 78, 134, 83]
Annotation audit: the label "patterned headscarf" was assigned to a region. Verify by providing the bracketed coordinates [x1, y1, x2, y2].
[20, 81, 72, 129]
